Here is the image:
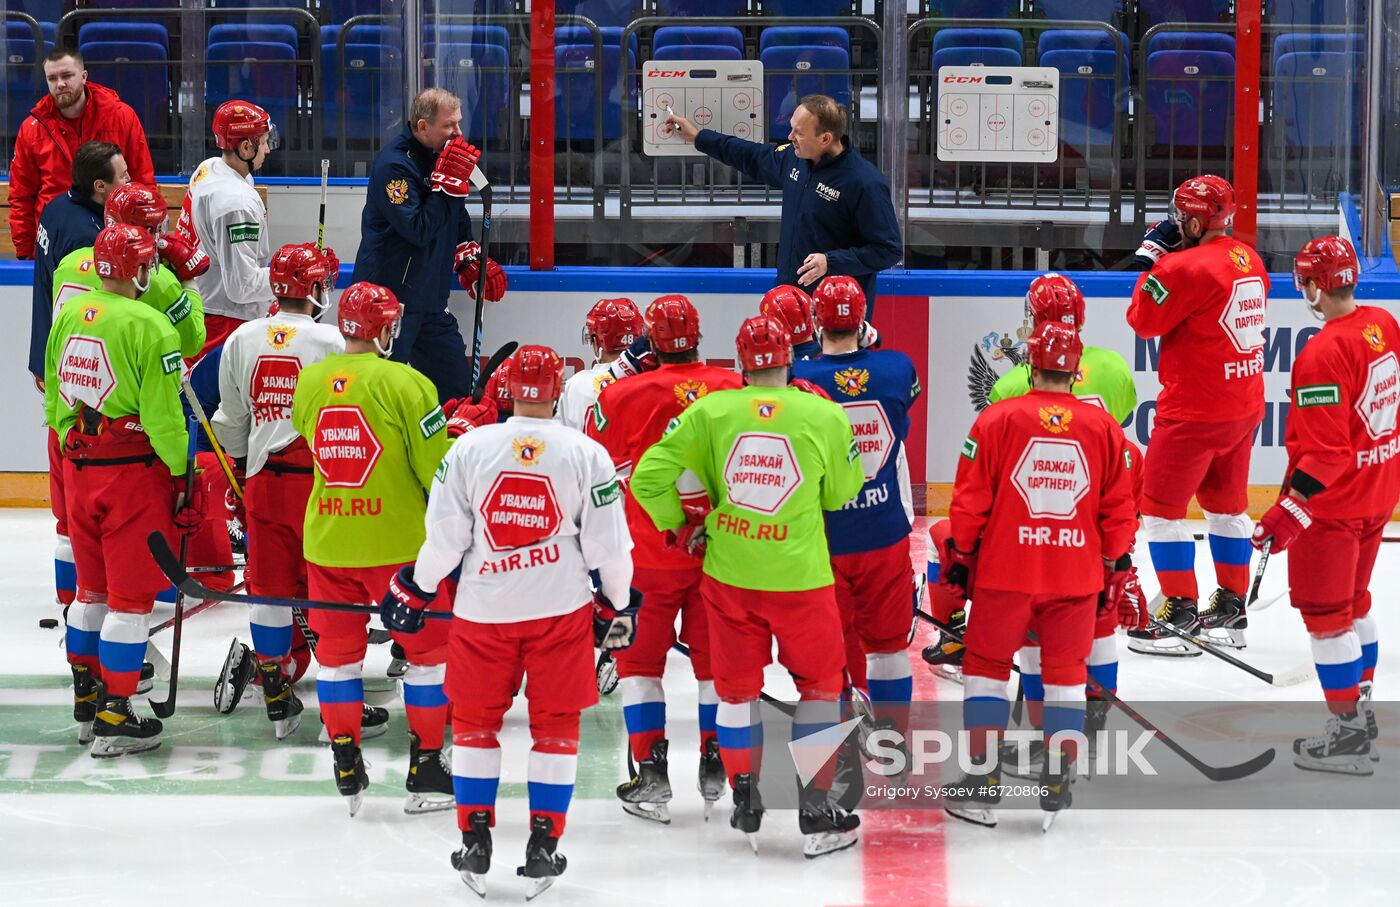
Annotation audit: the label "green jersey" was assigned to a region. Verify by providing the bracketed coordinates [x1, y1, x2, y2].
[988, 343, 1138, 424]
[292, 351, 450, 568]
[44, 288, 188, 475]
[631, 385, 864, 593]
[53, 248, 207, 359]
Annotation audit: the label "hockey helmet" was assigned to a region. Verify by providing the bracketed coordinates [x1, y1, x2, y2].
[812, 275, 866, 332]
[736, 314, 793, 371]
[584, 298, 644, 353]
[509, 345, 565, 403]
[104, 183, 167, 233]
[212, 100, 279, 151]
[759, 285, 815, 344]
[337, 282, 402, 356]
[646, 295, 701, 353]
[1025, 273, 1085, 330]
[1171, 174, 1235, 235]
[1294, 235, 1359, 294]
[270, 243, 336, 314]
[1026, 321, 1083, 375]
[92, 223, 158, 283]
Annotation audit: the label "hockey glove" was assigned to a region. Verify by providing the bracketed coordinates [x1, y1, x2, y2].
[320, 246, 341, 292]
[454, 241, 508, 301]
[172, 473, 206, 535]
[663, 503, 711, 559]
[447, 396, 498, 437]
[938, 537, 977, 601]
[1252, 494, 1313, 552]
[381, 566, 435, 634]
[790, 378, 832, 399]
[593, 587, 643, 650]
[1103, 556, 1150, 631]
[606, 334, 658, 381]
[223, 469, 247, 526]
[430, 137, 481, 197]
[1133, 218, 1182, 269]
[156, 232, 211, 281]
[857, 321, 881, 349]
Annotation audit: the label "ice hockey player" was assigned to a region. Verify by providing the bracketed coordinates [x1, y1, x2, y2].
[1126, 174, 1268, 654]
[587, 294, 744, 824]
[290, 282, 454, 815]
[1253, 236, 1394, 775]
[381, 344, 635, 898]
[792, 275, 920, 734]
[631, 314, 866, 858]
[45, 224, 200, 756]
[558, 298, 643, 431]
[209, 243, 345, 739]
[940, 322, 1139, 830]
[760, 284, 820, 361]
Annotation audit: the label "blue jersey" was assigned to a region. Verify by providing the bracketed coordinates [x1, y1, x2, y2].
[29, 189, 104, 378]
[793, 348, 921, 555]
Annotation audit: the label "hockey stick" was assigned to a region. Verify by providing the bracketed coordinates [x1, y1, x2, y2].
[146, 583, 244, 636]
[467, 167, 492, 390]
[672, 642, 796, 717]
[1245, 538, 1272, 610]
[1147, 617, 1313, 687]
[179, 375, 242, 499]
[149, 422, 199, 719]
[472, 340, 519, 403]
[316, 159, 329, 253]
[147, 532, 451, 620]
[914, 608, 1276, 782]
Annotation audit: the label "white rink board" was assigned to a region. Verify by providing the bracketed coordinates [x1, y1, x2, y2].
[937, 66, 1059, 163]
[643, 60, 764, 155]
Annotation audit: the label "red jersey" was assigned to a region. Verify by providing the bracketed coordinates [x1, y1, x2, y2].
[951, 389, 1138, 596]
[1127, 235, 1270, 423]
[587, 361, 744, 570]
[1286, 306, 1400, 519]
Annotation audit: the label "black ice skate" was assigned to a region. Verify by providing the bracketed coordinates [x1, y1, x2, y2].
[797, 785, 860, 859]
[259, 662, 303, 740]
[921, 608, 967, 683]
[1196, 588, 1248, 649]
[942, 761, 1003, 828]
[1039, 748, 1075, 833]
[451, 810, 492, 898]
[1360, 682, 1380, 763]
[136, 661, 154, 695]
[616, 739, 673, 824]
[331, 734, 369, 816]
[1126, 597, 1202, 657]
[1085, 698, 1112, 764]
[90, 694, 162, 758]
[386, 641, 407, 679]
[1293, 714, 1373, 776]
[828, 734, 866, 812]
[698, 738, 727, 821]
[729, 772, 764, 853]
[516, 815, 567, 902]
[998, 737, 1045, 779]
[214, 638, 256, 714]
[405, 732, 455, 814]
[71, 663, 101, 745]
[319, 703, 390, 743]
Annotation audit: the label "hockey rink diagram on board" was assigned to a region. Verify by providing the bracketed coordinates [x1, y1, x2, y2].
[937, 66, 1059, 164]
[643, 60, 764, 155]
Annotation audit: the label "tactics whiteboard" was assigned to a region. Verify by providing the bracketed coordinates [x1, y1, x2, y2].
[936, 66, 1059, 163]
[643, 60, 764, 155]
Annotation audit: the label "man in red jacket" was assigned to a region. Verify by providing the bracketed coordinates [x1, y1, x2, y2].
[9, 49, 155, 260]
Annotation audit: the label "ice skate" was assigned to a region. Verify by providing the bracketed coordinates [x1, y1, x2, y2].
[405, 732, 455, 814]
[450, 810, 492, 897]
[71, 664, 102, 745]
[516, 815, 566, 901]
[942, 762, 1002, 828]
[214, 638, 256, 714]
[259, 662, 303, 740]
[1360, 682, 1380, 763]
[615, 739, 672, 824]
[1039, 748, 1075, 833]
[729, 772, 763, 853]
[828, 735, 866, 811]
[331, 734, 369, 816]
[798, 786, 860, 859]
[90, 694, 162, 758]
[1293, 714, 1373, 776]
[135, 661, 154, 695]
[319, 704, 389, 743]
[698, 738, 726, 820]
[1126, 597, 1202, 656]
[921, 608, 967, 682]
[998, 737, 1045, 779]
[386, 641, 407, 679]
[1196, 587, 1248, 648]
[1085, 698, 1111, 765]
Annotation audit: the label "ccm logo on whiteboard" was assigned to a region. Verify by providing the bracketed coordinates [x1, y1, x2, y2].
[648, 70, 687, 77]
[943, 76, 984, 83]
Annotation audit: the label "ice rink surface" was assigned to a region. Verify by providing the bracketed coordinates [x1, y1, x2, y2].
[2, 508, 1399, 906]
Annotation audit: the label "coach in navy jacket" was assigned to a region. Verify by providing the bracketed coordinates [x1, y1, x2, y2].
[352, 89, 477, 401]
[28, 141, 130, 383]
[669, 94, 901, 310]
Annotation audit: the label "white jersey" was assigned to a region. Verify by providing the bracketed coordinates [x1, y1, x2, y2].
[412, 415, 633, 624]
[557, 362, 618, 431]
[210, 312, 344, 476]
[185, 156, 274, 322]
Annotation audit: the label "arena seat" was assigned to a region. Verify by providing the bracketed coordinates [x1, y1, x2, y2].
[1268, 0, 1354, 26]
[931, 45, 1024, 71]
[556, 40, 637, 143]
[933, 28, 1024, 56]
[555, 0, 634, 30]
[322, 23, 398, 50]
[207, 24, 299, 50]
[654, 26, 745, 56]
[760, 44, 852, 138]
[1137, 0, 1231, 27]
[205, 41, 298, 133]
[1145, 31, 1235, 56]
[77, 22, 169, 53]
[427, 42, 511, 142]
[3, 24, 42, 137]
[1041, 47, 1123, 150]
[321, 41, 401, 143]
[1273, 50, 1362, 149]
[1143, 48, 1234, 148]
[424, 24, 509, 53]
[759, 26, 850, 53]
[1033, 0, 1123, 23]
[654, 45, 743, 62]
[1272, 33, 1363, 59]
[79, 41, 171, 131]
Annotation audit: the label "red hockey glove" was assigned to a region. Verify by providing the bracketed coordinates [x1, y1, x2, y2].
[1103, 556, 1149, 631]
[156, 231, 211, 281]
[381, 566, 434, 634]
[663, 503, 711, 559]
[430, 137, 481, 197]
[790, 377, 831, 399]
[1252, 494, 1312, 552]
[593, 587, 643, 650]
[938, 536, 977, 600]
[455, 241, 508, 301]
[483, 362, 514, 415]
[447, 396, 498, 437]
[223, 467, 247, 526]
[172, 473, 206, 535]
[266, 300, 281, 317]
[320, 246, 341, 289]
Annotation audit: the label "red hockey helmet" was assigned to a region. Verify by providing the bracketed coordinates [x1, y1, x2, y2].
[337, 282, 402, 355]
[1025, 273, 1085, 330]
[104, 183, 167, 232]
[509, 345, 565, 402]
[1026, 322, 1083, 374]
[1172, 174, 1235, 235]
[736, 315, 793, 371]
[270, 243, 335, 303]
[759, 285, 815, 344]
[92, 223, 158, 282]
[212, 100, 279, 151]
[1294, 235, 1359, 293]
[646, 295, 701, 353]
[584, 298, 644, 352]
[812, 275, 867, 332]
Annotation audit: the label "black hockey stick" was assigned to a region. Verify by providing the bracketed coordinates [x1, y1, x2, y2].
[467, 168, 493, 390]
[1147, 617, 1312, 687]
[147, 583, 245, 636]
[316, 158, 329, 253]
[147, 532, 452, 620]
[149, 426, 198, 719]
[914, 608, 1275, 782]
[472, 340, 518, 403]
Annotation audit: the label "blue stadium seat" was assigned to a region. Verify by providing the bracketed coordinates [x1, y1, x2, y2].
[931, 45, 1024, 72]
[1273, 50, 1362, 148]
[325, 0, 386, 24]
[1034, 0, 1122, 23]
[557, 25, 639, 58]
[657, 0, 747, 14]
[79, 42, 170, 130]
[760, 45, 851, 137]
[206, 41, 298, 132]
[760, 26, 850, 53]
[922, 1, 1019, 17]
[425, 24, 509, 51]
[4, 26, 42, 136]
[8, 0, 64, 25]
[321, 41, 401, 142]
[1041, 48, 1123, 149]
[322, 24, 399, 49]
[763, 0, 852, 14]
[427, 43, 511, 142]
[654, 26, 744, 55]
[1146, 31, 1235, 56]
[556, 40, 637, 143]
[1273, 33, 1363, 58]
[933, 28, 1024, 56]
[1268, 0, 1353, 26]
[1137, 1, 1230, 27]
[1144, 49, 1234, 147]
[556, 0, 635, 30]
[654, 44, 743, 61]
[78, 22, 169, 52]
[208, 24, 299, 49]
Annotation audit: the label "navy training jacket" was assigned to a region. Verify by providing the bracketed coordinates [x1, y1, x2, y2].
[29, 188, 104, 378]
